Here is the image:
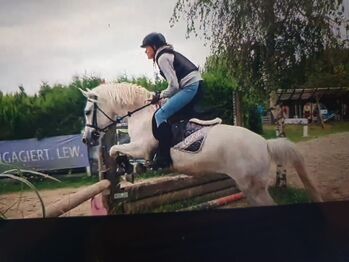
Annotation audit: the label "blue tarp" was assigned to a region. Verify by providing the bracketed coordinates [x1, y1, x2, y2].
[0, 134, 89, 170]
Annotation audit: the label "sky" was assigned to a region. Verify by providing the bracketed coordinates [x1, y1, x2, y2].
[0, 0, 211, 95]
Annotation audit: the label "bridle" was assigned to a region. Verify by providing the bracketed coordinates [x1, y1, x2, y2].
[85, 97, 157, 137]
[86, 98, 119, 133]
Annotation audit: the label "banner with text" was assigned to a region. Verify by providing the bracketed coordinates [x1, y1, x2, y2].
[0, 134, 89, 170]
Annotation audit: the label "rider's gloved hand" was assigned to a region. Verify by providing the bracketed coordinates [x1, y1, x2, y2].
[149, 91, 161, 104]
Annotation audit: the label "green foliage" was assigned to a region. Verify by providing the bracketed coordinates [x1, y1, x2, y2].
[246, 104, 263, 134]
[269, 187, 311, 205]
[202, 54, 264, 132]
[136, 170, 168, 180]
[115, 74, 167, 92]
[171, 0, 345, 96]
[0, 73, 168, 141]
[202, 55, 237, 123]
[0, 75, 103, 140]
[303, 48, 349, 88]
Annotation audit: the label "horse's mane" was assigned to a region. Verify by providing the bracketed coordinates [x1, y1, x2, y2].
[92, 82, 153, 105]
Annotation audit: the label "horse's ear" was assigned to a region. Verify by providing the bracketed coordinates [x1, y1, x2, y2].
[87, 89, 100, 100]
[79, 88, 89, 98]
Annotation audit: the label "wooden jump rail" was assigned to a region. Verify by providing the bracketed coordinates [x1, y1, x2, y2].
[25, 128, 242, 218]
[25, 174, 239, 218]
[179, 192, 244, 211]
[122, 174, 239, 214]
[25, 179, 111, 219]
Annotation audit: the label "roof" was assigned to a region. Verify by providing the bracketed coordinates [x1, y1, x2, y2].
[276, 87, 349, 102]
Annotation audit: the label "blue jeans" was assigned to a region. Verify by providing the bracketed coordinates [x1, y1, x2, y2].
[155, 81, 200, 127]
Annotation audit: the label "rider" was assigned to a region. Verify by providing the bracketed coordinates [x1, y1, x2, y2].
[141, 32, 203, 169]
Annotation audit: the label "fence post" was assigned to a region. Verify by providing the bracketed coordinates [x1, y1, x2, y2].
[303, 125, 308, 137]
[98, 126, 124, 214]
[86, 165, 91, 177]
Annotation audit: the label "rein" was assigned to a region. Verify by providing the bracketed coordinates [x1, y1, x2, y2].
[86, 98, 156, 133]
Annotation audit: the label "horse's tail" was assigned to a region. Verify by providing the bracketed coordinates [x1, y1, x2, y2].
[267, 138, 323, 202]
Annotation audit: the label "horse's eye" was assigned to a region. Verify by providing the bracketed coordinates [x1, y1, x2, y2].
[85, 110, 91, 115]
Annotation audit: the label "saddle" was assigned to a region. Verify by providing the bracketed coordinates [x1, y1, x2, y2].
[152, 106, 222, 153]
[152, 81, 222, 153]
[170, 117, 222, 153]
[170, 117, 221, 144]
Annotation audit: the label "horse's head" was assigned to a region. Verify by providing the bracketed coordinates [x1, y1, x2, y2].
[79, 87, 114, 146]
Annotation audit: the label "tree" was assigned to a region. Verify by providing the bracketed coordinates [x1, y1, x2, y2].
[115, 74, 167, 92]
[202, 55, 238, 123]
[171, 0, 345, 99]
[303, 48, 349, 88]
[0, 75, 104, 140]
[0, 74, 169, 140]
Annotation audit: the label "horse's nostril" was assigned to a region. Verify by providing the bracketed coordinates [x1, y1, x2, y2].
[82, 138, 87, 144]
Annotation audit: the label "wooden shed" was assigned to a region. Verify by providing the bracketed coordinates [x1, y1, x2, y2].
[272, 87, 349, 121]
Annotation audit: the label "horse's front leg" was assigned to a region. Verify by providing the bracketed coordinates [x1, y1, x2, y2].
[109, 142, 151, 160]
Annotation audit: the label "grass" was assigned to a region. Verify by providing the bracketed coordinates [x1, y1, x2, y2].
[153, 199, 201, 213]
[152, 194, 216, 213]
[0, 174, 98, 195]
[262, 121, 349, 142]
[152, 186, 311, 213]
[135, 170, 168, 181]
[269, 187, 311, 205]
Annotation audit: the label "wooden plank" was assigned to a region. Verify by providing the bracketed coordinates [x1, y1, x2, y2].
[26, 180, 111, 218]
[123, 178, 237, 214]
[99, 127, 120, 214]
[123, 173, 232, 202]
[181, 187, 241, 209]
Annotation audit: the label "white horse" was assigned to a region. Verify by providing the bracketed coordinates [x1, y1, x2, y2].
[80, 82, 323, 206]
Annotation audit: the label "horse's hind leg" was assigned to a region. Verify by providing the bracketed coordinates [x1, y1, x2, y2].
[247, 186, 275, 207]
[235, 173, 276, 207]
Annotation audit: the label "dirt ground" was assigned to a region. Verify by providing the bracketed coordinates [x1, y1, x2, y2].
[224, 132, 349, 209]
[1, 132, 348, 218]
[283, 132, 349, 201]
[0, 187, 92, 219]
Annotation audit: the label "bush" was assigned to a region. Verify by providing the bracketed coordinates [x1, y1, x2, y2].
[246, 104, 263, 134]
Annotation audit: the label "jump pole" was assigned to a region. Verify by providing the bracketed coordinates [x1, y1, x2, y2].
[25, 179, 111, 218]
[179, 192, 244, 211]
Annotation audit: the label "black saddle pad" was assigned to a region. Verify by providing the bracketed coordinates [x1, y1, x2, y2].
[152, 106, 215, 144]
[170, 120, 204, 147]
[152, 81, 217, 146]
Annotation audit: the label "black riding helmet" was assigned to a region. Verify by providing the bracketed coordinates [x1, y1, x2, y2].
[140, 32, 167, 49]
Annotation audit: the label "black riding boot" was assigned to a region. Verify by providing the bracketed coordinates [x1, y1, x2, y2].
[152, 122, 173, 170]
